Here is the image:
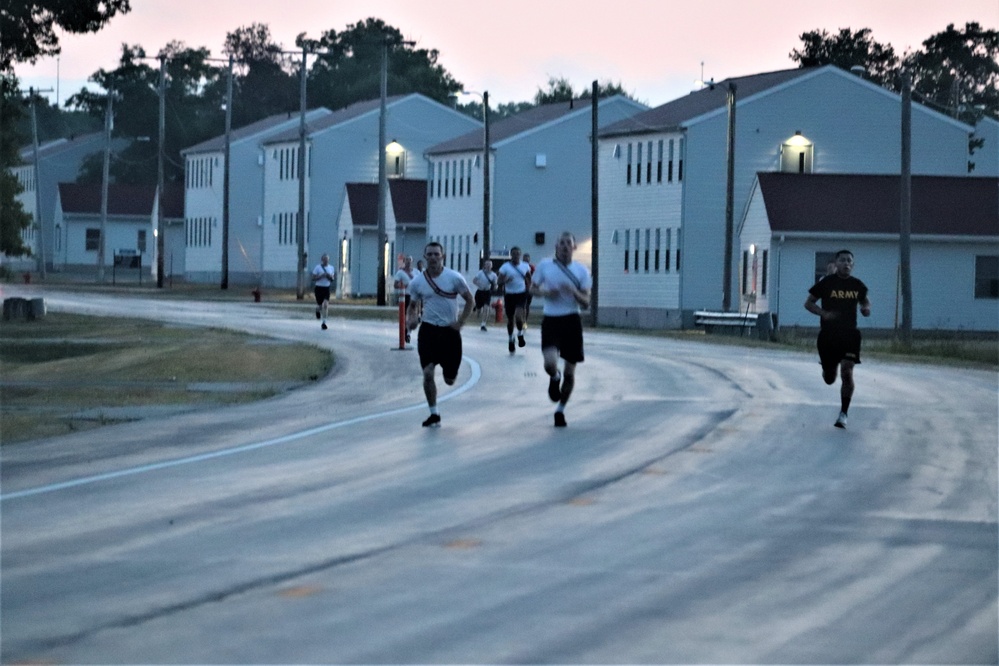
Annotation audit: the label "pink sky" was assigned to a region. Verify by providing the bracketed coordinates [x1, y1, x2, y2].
[15, 0, 998, 109]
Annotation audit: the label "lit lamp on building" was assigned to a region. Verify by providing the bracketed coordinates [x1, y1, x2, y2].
[386, 139, 405, 178]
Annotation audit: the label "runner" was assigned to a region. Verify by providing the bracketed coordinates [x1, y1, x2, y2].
[406, 242, 474, 427]
[804, 249, 872, 428]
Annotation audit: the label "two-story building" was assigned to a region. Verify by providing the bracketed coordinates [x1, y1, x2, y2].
[180, 108, 334, 285]
[261, 94, 481, 289]
[425, 95, 648, 275]
[8, 132, 113, 272]
[596, 65, 986, 329]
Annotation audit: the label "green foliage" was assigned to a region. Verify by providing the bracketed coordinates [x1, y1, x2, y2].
[790, 28, 900, 87]
[791, 23, 999, 121]
[534, 77, 635, 105]
[0, 73, 32, 257]
[0, 0, 131, 71]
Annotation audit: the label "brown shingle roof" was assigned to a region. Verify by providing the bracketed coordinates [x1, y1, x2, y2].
[600, 67, 817, 137]
[58, 183, 156, 216]
[757, 173, 999, 237]
[182, 108, 332, 154]
[263, 96, 408, 145]
[427, 98, 596, 155]
[345, 179, 427, 227]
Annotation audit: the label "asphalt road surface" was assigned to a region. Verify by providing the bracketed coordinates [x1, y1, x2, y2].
[2, 290, 996, 664]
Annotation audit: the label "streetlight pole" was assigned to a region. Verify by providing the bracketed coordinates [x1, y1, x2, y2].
[98, 90, 113, 283]
[28, 89, 46, 279]
[377, 40, 388, 306]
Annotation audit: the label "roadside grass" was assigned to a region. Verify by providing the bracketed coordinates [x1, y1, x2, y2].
[0, 313, 333, 445]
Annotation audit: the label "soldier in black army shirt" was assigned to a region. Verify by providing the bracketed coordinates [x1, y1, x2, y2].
[804, 249, 872, 429]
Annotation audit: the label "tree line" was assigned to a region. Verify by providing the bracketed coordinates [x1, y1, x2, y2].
[0, 1, 996, 258]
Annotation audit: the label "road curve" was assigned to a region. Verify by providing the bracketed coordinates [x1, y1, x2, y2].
[1, 289, 995, 664]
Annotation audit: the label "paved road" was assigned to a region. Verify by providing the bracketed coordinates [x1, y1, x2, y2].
[2, 290, 996, 664]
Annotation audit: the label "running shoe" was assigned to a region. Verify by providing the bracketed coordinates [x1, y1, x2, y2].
[548, 376, 561, 402]
[508, 339, 515, 353]
[518, 334, 526, 348]
[315, 309, 321, 319]
[834, 412, 848, 429]
[321, 322, 328, 330]
[405, 333, 411, 343]
[554, 412, 567, 427]
[422, 414, 441, 428]
[480, 324, 487, 331]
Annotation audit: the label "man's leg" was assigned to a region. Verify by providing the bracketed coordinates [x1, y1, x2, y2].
[422, 364, 440, 427]
[516, 305, 526, 346]
[559, 361, 577, 406]
[839, 360, 855, 414]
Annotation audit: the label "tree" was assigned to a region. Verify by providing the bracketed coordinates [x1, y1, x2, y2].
[904, 22, 999, 122]
[223, 23, 298, 126]
[790, 27, 900, 88]
[0, 74, 32, 257]
[67, 42, 225, 186]
[306, 18, 463, 111]
[1, 0, 131, 71]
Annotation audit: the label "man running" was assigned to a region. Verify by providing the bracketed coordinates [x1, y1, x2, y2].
[471, 259, 498, 331]
[406, 242, 474, 428]
[804, 249, 871, 429]
[498, 246, 532, 354]
[394, 255, 416, 343]
[530, 232, 591, 427]
[311, 253, 335, 330]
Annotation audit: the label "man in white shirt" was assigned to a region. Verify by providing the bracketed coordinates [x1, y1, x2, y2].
[406, 242, 474, 428]
[393, 255, 416, 342]
[311, 253, 335, 330]
[530, 232, 591, 427]
[497, 246, 532, 354]
[471, 259, 498, 331]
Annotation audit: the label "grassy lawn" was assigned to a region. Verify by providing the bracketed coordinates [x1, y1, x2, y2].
[0, 313, 333, 445]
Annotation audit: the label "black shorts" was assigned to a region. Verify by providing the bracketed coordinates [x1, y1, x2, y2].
[817, 327, 862, 371]
[504, 291, 528, 315]
[314, 286, 331, 306]
[541, 314, 584, 364]
[417, 323, 463, 381]
[473, 290, 492, 311]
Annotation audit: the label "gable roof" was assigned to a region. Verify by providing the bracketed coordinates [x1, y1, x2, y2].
[757, 173, 999, 237]
[58, 182, 156, 216]
[345, 179, 427, 227]
[427, 96, 642, 156]
[263, 95, 410, 145]
[600, 68, 817, 138]
[18, 132, 105, 162]
[182, 108, 333, 155]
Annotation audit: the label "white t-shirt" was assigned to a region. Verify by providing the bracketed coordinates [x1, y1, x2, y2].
[498, 261, 531, 294]
[533, 258, 592, 316]
[394, 268, 415, 291]
[408, 267, 470, 327]
[472, 269, 497, 292]
[312, 263, 335, 287]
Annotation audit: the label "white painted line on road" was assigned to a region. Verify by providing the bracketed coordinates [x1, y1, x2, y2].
[1, 357, 482, 502]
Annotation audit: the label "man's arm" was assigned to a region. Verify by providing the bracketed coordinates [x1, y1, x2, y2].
[804, 294, 834, 321]
[406, 297, 421, 330]
[860, 297, 871, 317]
[453, 283, 474, 330]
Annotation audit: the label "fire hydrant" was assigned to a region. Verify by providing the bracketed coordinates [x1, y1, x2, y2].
[492, 298, 504, 323]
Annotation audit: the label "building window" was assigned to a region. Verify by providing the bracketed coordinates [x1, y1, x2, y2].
[742, 250, 751, 295]
[761, 250, 769, 295]
[85, 228, 101, 252]
[975, 255, 999, 299]
[633, 228, 640, 272]
[664, 228, 671, 271]
[626, 143, 632, 185]
[781, 132, 814, 173]
[814, 252, 838, 283]
[137, 229, 147, 254]
[646, 141, 653, 184]
[644, 229, 651, 272]
[667, 139, 674, 182]
[635, 143, 642, 187]
[678, 138, 685, 181]
[657, 140, 663, 183]
[654, 228, 661, 271]
[624, 229, 630, 271]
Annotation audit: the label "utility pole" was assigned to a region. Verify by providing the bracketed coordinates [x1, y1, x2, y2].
[156, 55, 166, 288]
[28, 89, 46, 279]
[722, 82, 737, 312]
[899, 72, 913, 345]
[377, 39, 388, 305]
[590, 81, 599, 327]
[221, 54, 233, 289]
[482, 90, 491, 263]
[98, 91, 113, 282]
[295, 47, 308, 300]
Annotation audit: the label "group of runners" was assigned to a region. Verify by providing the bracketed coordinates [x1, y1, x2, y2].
[314, 239, 871, 431]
